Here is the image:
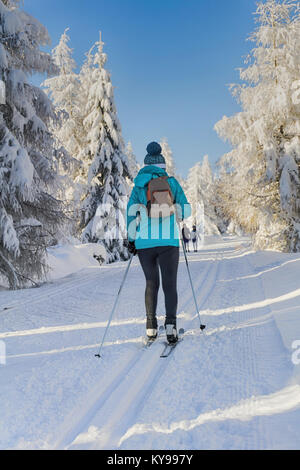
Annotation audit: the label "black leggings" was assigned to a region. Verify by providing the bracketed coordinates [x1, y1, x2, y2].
[137, 246, 179, 329]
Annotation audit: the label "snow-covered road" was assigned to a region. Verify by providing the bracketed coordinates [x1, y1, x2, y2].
[1, 236, 300, 450]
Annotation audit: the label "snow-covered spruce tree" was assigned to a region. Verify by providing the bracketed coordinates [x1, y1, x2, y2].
[215, 0, 300, 252]
[69, 45, 95, 213]
[0, 0, 67, 288]
[42, 29, 84, 233]
[79, 36, 132, 262]
[125, 141, 139, 186]
[42, 29, 82, 172]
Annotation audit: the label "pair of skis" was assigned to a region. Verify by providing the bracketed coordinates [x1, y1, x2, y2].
[144, 326, 185, 358]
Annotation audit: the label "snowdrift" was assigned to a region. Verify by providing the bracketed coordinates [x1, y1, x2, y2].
[46, 243, 106, 281]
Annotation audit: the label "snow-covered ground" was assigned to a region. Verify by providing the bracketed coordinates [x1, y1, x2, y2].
[0, 236, 300, 450]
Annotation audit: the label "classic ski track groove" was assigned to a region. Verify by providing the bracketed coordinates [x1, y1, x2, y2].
[56, 247, 229, 450]
[96, 254, 223, 449]
[54, 347, 145, 450]
[220, 253, 260, 449]
[0, 261, 140, 315]
[0, 247, 248, 317]
[242, 251, 277, 450]
[0, 250, 224, 316]
[0, 270, 104, 315]
[52, 255, 214, 449]
[0, 244, 249, 315]
[109, 247, 250, 449]
[201, 248, 271, 450]
[241, 254, 269, 450]
[5, 240, 288, 451]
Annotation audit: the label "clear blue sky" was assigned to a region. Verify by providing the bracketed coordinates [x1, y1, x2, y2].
[23, 0, 257, 178]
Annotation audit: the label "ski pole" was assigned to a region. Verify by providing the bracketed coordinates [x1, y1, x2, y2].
[95, 254, 134, 358]
[180, 231, 206, 331]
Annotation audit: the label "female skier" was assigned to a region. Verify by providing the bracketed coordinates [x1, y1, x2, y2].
[127, 142, 191, 344]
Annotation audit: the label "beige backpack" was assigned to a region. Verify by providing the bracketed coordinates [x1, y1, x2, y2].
[146, 176, 175, 218]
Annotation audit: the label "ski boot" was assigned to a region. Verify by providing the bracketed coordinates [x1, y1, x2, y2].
[146, 328, 157, 341]
[165, 324, 178, 344]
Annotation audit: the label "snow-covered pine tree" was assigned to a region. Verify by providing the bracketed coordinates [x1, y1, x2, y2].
[79, 34, 131, 262]
[0, 0, 67, 288]
[215, 0, 300, 251]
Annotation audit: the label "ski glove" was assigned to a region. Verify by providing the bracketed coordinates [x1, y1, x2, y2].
[128, 240, 137, 256]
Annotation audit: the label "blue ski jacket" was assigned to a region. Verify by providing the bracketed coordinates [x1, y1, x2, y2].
[127, 166, 191, 250]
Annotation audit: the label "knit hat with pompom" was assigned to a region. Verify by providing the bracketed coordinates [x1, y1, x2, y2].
[144, 142, 166, 167]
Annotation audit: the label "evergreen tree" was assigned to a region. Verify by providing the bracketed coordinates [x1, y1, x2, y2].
[159, 137, 187, 191]
[186, 162, 203, 224]
[160, 137, 177, 177]
[42, 29, 82, 166]
[70, 45, 95, 213]
[125, 141, 139, 185]
[0, 0, 68, 288]
[42, 29, 84, 233]
[186, 157, 220, 235]
[79, 35, 131, 262]
[0, 0, 66, 288]
[215, 0, 300, 251]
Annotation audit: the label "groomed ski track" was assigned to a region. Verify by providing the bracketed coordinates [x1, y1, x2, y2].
[1, 236, 300, 450]
[55, 247, 221, 450]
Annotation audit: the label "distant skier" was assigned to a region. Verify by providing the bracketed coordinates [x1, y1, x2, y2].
[127, 142, 191, 344]
[182, 223, 191, 252]
[191, 225, 198, 252]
